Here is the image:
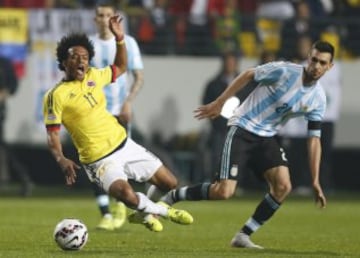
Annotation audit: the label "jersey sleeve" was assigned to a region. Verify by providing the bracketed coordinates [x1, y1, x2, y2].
[305, 104, 326, 122]
[126, 36, 144, 71]
[43, 88, 63, 127]
[305, 89, 327, 137]
[254, 61, 287, 85]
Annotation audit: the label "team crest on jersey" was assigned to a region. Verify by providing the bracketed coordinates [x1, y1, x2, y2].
[302, 106, 309, 112]
[230, 165, 238, 177]
[87, 80, 95, 87]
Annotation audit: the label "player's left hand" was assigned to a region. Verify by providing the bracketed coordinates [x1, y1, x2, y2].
[313, 182, 327, 208]
[109, 15, 124, 40]
[119, 101, 132, 123]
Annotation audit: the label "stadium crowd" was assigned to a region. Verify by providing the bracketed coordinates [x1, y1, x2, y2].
[1, 0, 360, 58]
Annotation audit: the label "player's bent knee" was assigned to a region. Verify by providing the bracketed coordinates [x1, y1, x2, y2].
[151, 166, 178, 190]
[274, 182, 292, 199]
[109, 180, 138, 207]
[154, 177, 178, 192]
[284, 181, 292, 195]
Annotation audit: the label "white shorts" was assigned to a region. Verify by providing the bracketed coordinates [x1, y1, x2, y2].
[82, 138, 162, 192]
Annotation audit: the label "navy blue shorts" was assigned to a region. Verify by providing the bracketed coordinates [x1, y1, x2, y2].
[215, 126, 288, 181]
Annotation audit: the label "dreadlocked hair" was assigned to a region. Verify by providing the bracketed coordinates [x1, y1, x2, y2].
[56, 33, 94, 71]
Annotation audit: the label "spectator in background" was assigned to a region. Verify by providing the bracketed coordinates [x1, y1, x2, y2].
[201, 52, 241, 180]
[0, 57, 33, 196]
[304, 0, 333, 17]
[279, 0, 325, 60]
[256, 0, 294, 21]
[213, 0, 242, 55]
[292, 34, 313, 63]
[258, 49, 278, 64]
[237, 0, 258, 32]
[78, 0, 98, 9]
[139, 0, 172, 54]
[0, 0, 53, 7]
[169, 0, 214, 55]
[279, 34, 341, 194]
[341, 0, 360, 56]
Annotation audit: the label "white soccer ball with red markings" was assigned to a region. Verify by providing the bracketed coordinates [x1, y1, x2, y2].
[53, 218, 88, 251]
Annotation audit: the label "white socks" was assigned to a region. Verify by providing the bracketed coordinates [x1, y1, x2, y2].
[136, 192, 168, 216]
[96, 194, 110, 207]
[147, 184, 166, 202]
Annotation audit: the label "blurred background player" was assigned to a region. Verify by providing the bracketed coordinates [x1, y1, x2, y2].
[0, 56, 33, 196]
[279, 34, 341, 195]
[89, 3, 144, 231]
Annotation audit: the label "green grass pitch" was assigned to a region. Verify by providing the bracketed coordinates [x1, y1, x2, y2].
[0, 188, 359, 258]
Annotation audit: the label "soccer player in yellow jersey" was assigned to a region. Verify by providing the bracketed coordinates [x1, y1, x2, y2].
[89, 4, 145, 231]
[43, 15, 193, 232]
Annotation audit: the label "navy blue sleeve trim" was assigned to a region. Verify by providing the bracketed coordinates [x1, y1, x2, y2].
[308, 121, 321, 130]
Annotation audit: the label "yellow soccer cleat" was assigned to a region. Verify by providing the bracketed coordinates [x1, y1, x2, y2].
[113, 202, 127, 229]
[128, 212, 163, 232]
[158, 201, 194, 225]
[96, 216, 114, 231]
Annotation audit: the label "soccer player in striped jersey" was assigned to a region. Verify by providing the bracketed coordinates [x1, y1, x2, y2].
[162, 41, 334, 248]
[43, 15, 193, 233]
[88, 4, 144, 231]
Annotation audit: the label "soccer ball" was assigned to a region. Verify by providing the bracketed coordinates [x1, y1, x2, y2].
[53, 218, 88, 251]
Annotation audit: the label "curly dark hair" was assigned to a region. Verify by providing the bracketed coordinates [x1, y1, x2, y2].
[56, 33, 94, 71]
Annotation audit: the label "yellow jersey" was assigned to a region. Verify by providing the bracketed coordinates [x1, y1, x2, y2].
[43, 66, 127, 164]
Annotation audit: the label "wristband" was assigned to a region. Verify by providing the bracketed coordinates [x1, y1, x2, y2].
[116, 40, 125, 45]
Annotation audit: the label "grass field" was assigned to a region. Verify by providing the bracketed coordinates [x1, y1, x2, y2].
[0, 187, 359, 258]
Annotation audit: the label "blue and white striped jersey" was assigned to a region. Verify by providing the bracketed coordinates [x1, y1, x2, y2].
[228, 61, 326, 137]
[90, 34, 144, 115]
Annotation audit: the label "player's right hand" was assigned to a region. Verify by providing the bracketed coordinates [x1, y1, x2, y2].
[194, 100, 223, 120]
[109, 15, 124, 40]
[58, 158, 81, 186]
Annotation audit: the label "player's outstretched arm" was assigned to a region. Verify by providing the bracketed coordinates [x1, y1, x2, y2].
[194, 68, 255, 120]
[109, 15, 127, 78]
[47, 130, 80, 185]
